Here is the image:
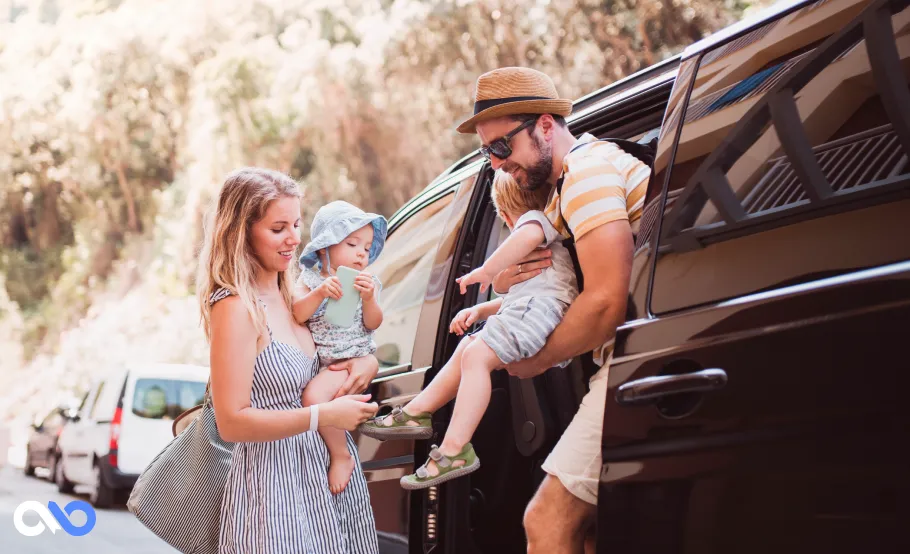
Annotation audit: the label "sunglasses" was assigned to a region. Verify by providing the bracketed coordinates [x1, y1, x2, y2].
[479, 117, 539, 161]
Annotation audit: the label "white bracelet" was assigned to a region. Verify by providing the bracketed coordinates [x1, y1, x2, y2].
[309, 404, 319, 432]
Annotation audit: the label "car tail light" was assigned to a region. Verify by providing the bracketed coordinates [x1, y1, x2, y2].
[109, 407, 122, 468]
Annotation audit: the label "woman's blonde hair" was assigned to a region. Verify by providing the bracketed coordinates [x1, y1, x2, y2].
[490, 169, 551, 222]
[197, 167, 302, 341]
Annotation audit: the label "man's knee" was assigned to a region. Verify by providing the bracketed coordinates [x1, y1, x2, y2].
[523, 476, 593, 542]
[523, 493, 549, 539]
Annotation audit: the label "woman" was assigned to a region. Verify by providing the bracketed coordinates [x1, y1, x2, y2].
[197, 167, 380, 553]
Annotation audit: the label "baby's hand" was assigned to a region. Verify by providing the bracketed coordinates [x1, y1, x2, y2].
[354, 271, 376, 301]
[449, 306, 481, 336]
[316, 276, 343, 300]
[456, 267, 494, 295]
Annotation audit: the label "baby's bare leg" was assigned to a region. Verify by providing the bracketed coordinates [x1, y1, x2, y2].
[400, 335, 475, 417]
[420, 338, 502, 478]
[439, 338, 502, 456]
[302, 366, 355, 494]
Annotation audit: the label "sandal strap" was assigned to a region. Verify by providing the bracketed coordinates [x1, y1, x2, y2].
[391, 406, 405, 423]
[416, 466, 430, 479]
[428, 446, 452, 468]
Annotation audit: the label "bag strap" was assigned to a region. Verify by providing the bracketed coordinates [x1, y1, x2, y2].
[554, 175, 597, 381]
[555, 137, 656, 381]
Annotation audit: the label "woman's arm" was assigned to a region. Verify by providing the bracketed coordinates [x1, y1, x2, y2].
[210, 297, 376, 441]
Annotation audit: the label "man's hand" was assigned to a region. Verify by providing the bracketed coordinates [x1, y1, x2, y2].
[354, 271, 376, 301]
[328, 354, 380, 398]
[491, 249, 552, 295]
[504, 356, 550, 379]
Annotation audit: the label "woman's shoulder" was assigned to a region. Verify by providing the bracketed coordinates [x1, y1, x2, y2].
[210, 287, 235, 305]
[209, 289, 258, 338]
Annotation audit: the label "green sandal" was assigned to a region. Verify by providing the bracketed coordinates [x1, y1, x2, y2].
[400, 443, 480, 490]
[359, 405, 433, 441]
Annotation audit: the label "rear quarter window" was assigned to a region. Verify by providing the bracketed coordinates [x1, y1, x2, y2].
[131, 378, 207, 420]
[651, 0, 910, 314]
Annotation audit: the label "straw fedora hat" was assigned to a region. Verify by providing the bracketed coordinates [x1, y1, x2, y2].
[456, 67, 573, 134]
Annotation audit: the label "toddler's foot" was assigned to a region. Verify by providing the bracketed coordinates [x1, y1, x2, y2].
[400, 443, 480, 490]
[359, 405, 433, 441]
[328, 452, 356, 495]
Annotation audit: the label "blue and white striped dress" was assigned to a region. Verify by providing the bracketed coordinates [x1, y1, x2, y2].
[211, 288, 379, 554]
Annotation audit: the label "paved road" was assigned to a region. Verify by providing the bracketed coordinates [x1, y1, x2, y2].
[0, 463, 177, 553]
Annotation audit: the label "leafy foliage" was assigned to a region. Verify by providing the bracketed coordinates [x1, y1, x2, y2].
[0, 0, 758, 422]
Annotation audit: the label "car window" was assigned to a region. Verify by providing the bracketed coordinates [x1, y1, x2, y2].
[75, 390, 91, 419]
[409, 171, 483, 368]
[369, 193, 455, 368]
[132, 378, 207, 420]
[92, 376, 126, 421]
[651, 0, 910, 313]
[630, 56, 699, 316]
[41, 410, 65, 429]
[87, 382, 106, 420]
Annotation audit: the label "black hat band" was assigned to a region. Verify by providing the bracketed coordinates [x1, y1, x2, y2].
[473, 95, 552, 115]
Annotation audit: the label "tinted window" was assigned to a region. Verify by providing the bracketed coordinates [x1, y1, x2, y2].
[41, 410, 65, 429]
[75, 390, 91, 418]
[630, 57, 699, 315]
[88, 382, 106, 420]
[132, 379, 207, 420]
[651, 0, 910, 313]
[369, 191, 456, 368]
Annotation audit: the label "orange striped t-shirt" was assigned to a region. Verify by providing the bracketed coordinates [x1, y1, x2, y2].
[544, 133, 651, 366]
[544, 133, 650, 241]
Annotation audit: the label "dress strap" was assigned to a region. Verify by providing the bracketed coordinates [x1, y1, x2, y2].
[209, 287, 234, 305]
[256, 297, 274, 339]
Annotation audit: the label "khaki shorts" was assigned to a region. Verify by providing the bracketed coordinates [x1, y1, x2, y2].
[541, 360, 610, 506]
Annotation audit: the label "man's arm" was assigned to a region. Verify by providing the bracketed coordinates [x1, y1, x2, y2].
[506, 220, 633, 377]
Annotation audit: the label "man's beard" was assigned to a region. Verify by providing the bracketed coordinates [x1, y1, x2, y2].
[506, 134, 553, 192]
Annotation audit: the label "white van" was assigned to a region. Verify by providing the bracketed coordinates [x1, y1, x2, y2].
[55, 363, 209, 508]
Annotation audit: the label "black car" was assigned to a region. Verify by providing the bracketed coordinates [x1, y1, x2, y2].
[359, 0, 910, 552]
[24, 404, 74, 479]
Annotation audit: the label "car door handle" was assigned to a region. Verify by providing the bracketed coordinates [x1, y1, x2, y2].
[616, 368, 727, 406]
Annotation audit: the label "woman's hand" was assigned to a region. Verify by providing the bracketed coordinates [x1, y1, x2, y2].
[320, 394, 379, 431]
[328, 354, 380, 398]
[316, 276, 343, 300]
[450, 306, 482, 335]
[354, 271, 376, 301]
[491, 249, 553, 294]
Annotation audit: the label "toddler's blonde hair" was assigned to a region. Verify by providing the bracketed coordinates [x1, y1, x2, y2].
[490, 169, 551, 223]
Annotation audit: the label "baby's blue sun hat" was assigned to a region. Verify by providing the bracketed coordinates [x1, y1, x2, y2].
[299, 201, 388, 270]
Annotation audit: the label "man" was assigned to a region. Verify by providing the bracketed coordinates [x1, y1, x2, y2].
[456, 67, 649, 553]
